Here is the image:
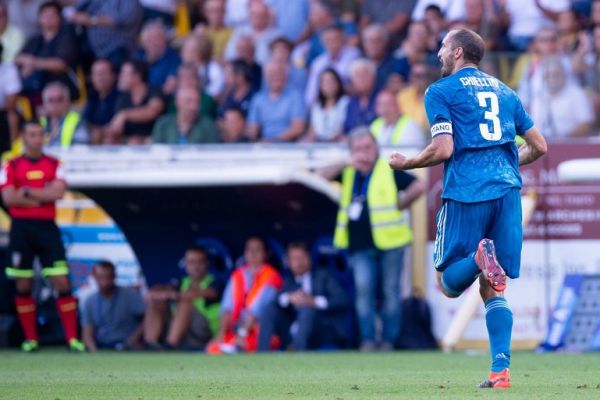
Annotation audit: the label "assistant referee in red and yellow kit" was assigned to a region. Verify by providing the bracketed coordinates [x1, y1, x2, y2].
[1, 121, 84, 352]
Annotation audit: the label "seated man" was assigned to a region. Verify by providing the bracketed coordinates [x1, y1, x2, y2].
[152, 86, 219, 144]
[15, 1, 78, 109]
[106, 60, 165, 145]
[81, 260, 145, 351]
[82, 59, 119, 145]
[143, 246, 224, 350]
[207, 236, 282, 354]
[247, 60, 306, 142]
[39, 81, 89, 147]
[258, 242, 350, 351]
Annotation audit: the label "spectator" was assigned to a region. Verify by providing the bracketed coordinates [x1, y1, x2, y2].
[264, 0, 310, 43]
[144, 246, 224, 350]
[40, 81, 88, 147]
[267, 37, 307, 93]
[305, 23, 359, 105]
[5, 0, 45, 41]
[394, 21, 435, 67]
[557, 9, 581, 54]
[301, 0, 337, 66]
[0, 2, 25, 63]
[359, 0, 416, 46]
[258, 242, 350, 351]
[496, 0, 570, 51]
[458, 0, 501, 51]
[206, 236, 283, 354]
[305, 68, 349, 142]
[15, 1, 78, 109]
[224, 0, 280, 66]
[397, 62, 431, 132]
[139, 0, 177, 27]
[180, 33, 225, 98]
[422, 4, 447, 49]
[343, 58, 378, 134]
[247, 60, 306, 142]
[81, 261, 145, 352]
[67, 0, 142, 68]
[317, 127, 425, 351]
[370, 89, 424, 147]
[82, 59, 119, 145]
[107, 60, 165, 145]
[219, 59, 256, 117]
[135, 20, 181, 92]
[361, 24, 411, 93]
[411, 0, 465, 22]
[152, 86, 219, 144]
[573, 25, 600, 115]
[233, 35, 263, 90]
[530, 57, 594, 138]
[200, 0, 233, 61]
[165, 63, 219, 120]
[0, 43, 21, 153]
[220, 106, 248, 143]
[225, 0, 249, 28]
[514, 27, 574, 111]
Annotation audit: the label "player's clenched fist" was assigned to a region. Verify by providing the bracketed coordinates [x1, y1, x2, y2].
[389, 152, 409, 170]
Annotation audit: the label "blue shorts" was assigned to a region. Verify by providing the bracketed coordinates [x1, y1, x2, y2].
[433, 188, 523, 279]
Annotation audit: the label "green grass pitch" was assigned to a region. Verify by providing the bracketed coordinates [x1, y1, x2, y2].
[1, 350, 600, 399]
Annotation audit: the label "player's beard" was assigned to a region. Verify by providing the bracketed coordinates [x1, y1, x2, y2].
[441, 56, 454, 77]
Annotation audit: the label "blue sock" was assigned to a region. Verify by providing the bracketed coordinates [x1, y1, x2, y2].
[485, 297, 513, 372]
[440, 253, 480, 296]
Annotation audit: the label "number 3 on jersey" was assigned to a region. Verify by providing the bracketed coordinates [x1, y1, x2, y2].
[477, 92, 501, 141]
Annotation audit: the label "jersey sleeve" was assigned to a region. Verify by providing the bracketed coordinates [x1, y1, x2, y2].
[54, 160, 67, 184]
[0, 161, 15, 189]
[514, 95, 534, 136]
[424, 84, 453, 138]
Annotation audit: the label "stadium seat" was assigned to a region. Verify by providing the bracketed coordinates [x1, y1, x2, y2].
[194, 236, 234, 281]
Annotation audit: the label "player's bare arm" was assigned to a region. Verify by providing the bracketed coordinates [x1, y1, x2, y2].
[518, 126, 547, 166]
[27, 180, 67, 203]
[397, 179, 426, 210]
[389, 134, 454, 170]
[1, 186, 41, 208]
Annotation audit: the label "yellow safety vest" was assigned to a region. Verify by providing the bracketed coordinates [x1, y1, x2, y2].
[370, 115, 411, 146]
[40, 110, 81, 149]
[333, 157, 413, 250]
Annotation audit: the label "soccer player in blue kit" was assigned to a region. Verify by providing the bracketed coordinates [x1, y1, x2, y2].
[389, 29, 547, 389]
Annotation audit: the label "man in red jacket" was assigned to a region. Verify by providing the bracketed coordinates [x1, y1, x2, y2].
[1, 121, 84, 352]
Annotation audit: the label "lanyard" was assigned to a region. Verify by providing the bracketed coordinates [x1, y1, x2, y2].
[352, 172, 371, 200]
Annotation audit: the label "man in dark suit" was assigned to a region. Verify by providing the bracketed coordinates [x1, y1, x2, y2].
[258, 242, 350, 351]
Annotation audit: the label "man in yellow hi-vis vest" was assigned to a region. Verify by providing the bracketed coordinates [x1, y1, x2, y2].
[40, 82, 89, 148]
[318, 126, 425, 351]
[370, 90, 424, 148]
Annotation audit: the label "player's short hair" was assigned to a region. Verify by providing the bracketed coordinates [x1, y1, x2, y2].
[39, 1, 62, 16]
[287, 241, 310, 254]
[95, 260, 116, 273]
[349, 58, 376, 78]
[449, 29, 485, 65]
[42, 81, 71, 103]
[362, 23, 389, 43]
[348, 125, 376, 146]
[186, 245, 208, 257]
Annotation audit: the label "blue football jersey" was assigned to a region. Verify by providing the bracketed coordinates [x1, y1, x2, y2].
[424, 67, 534, 203]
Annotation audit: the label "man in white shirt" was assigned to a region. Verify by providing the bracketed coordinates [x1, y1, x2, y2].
[370, 90, 424, 148]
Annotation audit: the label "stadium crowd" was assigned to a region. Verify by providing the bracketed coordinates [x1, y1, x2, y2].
[1, 0, 599, 154]
[1, 0, 599, 353]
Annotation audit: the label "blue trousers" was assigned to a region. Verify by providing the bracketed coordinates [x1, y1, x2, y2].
[349, 247, 405, 344]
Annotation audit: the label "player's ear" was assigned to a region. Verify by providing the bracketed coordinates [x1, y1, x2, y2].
[454, 46, 463, 59]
